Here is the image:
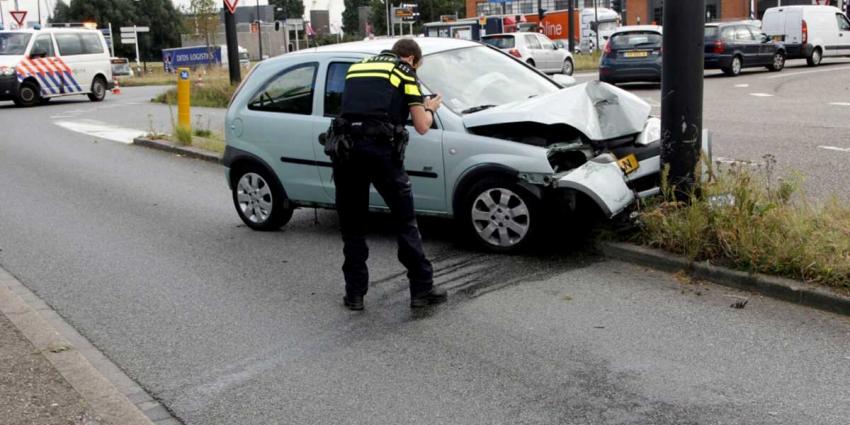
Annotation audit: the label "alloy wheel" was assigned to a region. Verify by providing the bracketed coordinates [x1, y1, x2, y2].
[236, 172, 273, 224]
[470, 188, 530, 248]
[732, 57, 742, 75]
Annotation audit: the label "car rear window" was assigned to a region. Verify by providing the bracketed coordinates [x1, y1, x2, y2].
[704, 26, 720, 38]
[610, 31, 662, 49]
[482, 36, 515, 49]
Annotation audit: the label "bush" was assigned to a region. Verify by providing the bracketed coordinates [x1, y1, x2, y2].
[636, 156, 850, 290]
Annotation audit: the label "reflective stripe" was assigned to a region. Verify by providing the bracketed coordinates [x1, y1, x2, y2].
[389, 74, 401, 87]
[349, 62, 396, 73]
[404, 83, 422, 96]
[345, 72, 390, 80]
[392, 69, 416, 82]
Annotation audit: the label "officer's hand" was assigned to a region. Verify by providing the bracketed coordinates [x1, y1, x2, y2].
[425, 94, 442, 112]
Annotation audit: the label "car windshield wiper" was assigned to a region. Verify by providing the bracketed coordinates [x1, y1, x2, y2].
[461, 104, 497, 114]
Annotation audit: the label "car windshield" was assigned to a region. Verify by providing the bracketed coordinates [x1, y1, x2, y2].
[0, 33, 32, 55]
[597, 21, 619, 32]
[417, 46, 560, 114]
[610, 31, 662, 48]
[481, 35, 515, 49]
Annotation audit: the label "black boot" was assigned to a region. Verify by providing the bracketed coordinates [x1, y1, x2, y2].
[344, 295, 364, 311]
[410, 287, 447, 308]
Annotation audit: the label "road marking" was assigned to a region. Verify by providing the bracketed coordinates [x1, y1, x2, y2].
[829, 102, 850, 106]
[54, 120, 145, 144]
[734, 83, 750, 88]
[818, 145, 850, 153]
[749, 93, 774, 97]
[765, 65, 850, 79]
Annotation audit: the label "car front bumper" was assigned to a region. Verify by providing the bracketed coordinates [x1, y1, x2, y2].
[0, 76, 19, 101]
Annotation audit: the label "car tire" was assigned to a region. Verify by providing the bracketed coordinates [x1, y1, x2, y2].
[562, 58, 574, 76]
[722, 55, 743, 76]
[15, 81, 40, 107]
[231, 165, 294, 231]
[806, 47, 822, 67]
[460, 176, 541, 253]
[526, 59, 536, 68]
[767, 52, 785, 72]
[87, 77, 107, 102]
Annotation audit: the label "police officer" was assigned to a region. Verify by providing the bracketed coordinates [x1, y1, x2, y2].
[335, 39, 445, 311]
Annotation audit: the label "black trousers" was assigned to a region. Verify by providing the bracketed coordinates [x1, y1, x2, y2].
[333, 137, 434, 297]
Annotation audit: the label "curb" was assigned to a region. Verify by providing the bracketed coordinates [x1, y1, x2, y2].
[133, 137, 221, 164]
[0, 266, 181, 425]
[599, 242, 850, 317]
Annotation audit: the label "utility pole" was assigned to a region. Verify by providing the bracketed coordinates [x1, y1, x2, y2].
[255, 0, 263, 60]
[36, 0, 41, 26]
[594, 0, 599, 51]
[568, 0, 575, 52]
[661, 0, 705, 197]
[224, 0, 241, 84]
[386, 0, 391, 36]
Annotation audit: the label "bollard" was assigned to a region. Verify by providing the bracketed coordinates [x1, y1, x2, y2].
[177, 67, 191, 132]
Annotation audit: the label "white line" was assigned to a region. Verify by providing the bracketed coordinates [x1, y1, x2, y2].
[828, 102, 850, 106]
[818, 145, 850, 153]
[54, 120, 145, 144]
[765, 65, 850, 79]
[734, 83, 750, 88]
[749, 93, 774, 97]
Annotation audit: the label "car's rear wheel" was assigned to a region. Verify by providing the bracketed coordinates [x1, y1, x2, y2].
[15, 81, 40, 107]
[232, 165, 293, 230]
[87, 77, 107, 102]
[807, 47, 822, 67]
[767, 52, 785, 71]
[460, 177, 540, 253]
[722, 55, 743, 76]
[526, 59, 536, 68]
[562, 58, 574, 76]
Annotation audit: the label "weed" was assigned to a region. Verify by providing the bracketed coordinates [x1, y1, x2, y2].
[174, 125, 193, 146]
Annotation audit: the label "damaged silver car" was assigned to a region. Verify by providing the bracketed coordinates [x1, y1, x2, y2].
[223, 37, 711, 252]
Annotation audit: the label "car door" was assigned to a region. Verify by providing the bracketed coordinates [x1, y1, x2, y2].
[523, 34, 545, 68]
[536, 34, 559, 72]
[734, 25, 759, 65]
[314, 59, 447, 213]
[240, 62, 326, 203]
[835, 13, 850, 55]
[750, 27, 774, 64]
[53, 32, 87, 93]
[26, 33, 62, 96]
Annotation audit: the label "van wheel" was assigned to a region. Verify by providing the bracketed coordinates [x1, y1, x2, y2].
[767, 52, 785, 71]
[722, 56, 743, 76]
[15, 81, 40, 107]
[460, 177, 541, 253]
[806, 47, 822, 67]
[87, 77, 107, 102]
[232, 165, 294, 230]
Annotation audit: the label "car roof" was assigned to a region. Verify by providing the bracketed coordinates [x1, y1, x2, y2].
[288, 37, 480, 58]
[0, 28, 100, 33]
[481, 33, 517, 38]
[612, 25, 662, 34]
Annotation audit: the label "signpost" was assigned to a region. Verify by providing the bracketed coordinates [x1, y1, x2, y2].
[120, 26, 150, 68]
[177, 68, 191, 132]
[285, 18, 303, 51]
[224, 0, 241, 84]
[10, 10, 27, 28]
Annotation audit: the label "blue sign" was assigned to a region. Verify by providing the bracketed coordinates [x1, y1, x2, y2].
[180, 70, 190, 80]
[162, 46, 223, 72]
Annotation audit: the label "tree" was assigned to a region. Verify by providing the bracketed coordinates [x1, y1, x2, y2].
[189, 0, 219, 67]
[67, 0, 138, 56]
[133, 0, 184, 61]
[50, 1, 72, 23]
[269, 0, 305, 20]
[342, 0, 370, 36]
[368, 0, 386, 36]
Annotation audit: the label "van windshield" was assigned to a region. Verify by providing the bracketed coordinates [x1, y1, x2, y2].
[0, 33, 32, 55]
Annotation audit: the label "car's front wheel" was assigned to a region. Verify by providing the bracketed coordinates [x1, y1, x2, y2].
[232, 165, 293, 230]
[14, 81, 40, 107]
[767, 52, 785, 71]
[460, 177, 540, 253]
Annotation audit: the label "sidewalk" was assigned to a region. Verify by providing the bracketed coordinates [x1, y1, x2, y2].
[0, 313, 105, 425]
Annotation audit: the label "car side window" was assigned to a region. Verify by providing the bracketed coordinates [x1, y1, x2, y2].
[55, 33, 83, 56]
[524, 34, 542, 49]
[80, 33, 104, 54]
[537, 35, 554, 50]
[248, 63, 317, 114]
[31, 35, 54, 57]
[735, 26, 754, 41]
[837, 14, 850, 31]
[324, 62, 353, 117]
[721, 26, 736, 41]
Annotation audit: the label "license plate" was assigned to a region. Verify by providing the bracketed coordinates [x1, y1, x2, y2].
[618, 154, 639, 175]
[624, 51, 649, 58]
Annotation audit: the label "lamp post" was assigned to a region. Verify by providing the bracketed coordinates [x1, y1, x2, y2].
[256, 0, 264, 60]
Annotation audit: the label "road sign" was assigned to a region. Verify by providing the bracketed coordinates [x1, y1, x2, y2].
[224, 0, 239, 15]
[285, 18, 303, 26]
[120, 26, 149, 32]
[179, 69, 189, 80]
[10, 11, 27, 27]
[121, 38, 137, 44]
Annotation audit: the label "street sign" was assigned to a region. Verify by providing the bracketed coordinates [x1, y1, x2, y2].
[120, 26, 149, 32]
[224, 0, 239, 15]
[121, 38, 137, 44]
[284, 18, 303, 26]
[179, 69, 190, 80]
[10, 11, 27, 28]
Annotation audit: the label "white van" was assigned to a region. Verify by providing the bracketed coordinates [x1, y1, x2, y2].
[762, 5, 850, 66]
[0, 28, 113, 106]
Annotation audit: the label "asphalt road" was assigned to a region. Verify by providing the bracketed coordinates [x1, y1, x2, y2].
[1, 71, 849, 425]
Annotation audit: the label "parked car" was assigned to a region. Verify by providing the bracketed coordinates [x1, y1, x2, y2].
[599, 25, 663, 85]
[111, 57, 133, 77]
[223, 38, 711, 252]
[0, 28, 113, 106]
[704, 22, 787, 76]
[762, 5, 850, 67]
[481, 33, 575, 75]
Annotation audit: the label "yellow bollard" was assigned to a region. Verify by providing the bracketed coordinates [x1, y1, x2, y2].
[177, 67, 191, 131]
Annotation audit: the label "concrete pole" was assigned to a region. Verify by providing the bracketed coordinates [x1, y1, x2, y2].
[661, 0, 705, 197]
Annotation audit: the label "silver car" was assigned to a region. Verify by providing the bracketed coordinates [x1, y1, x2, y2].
[481, 33, 575, 75]
[223, 38, 705, 252]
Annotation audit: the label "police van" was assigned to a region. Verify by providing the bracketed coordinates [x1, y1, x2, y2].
[0, 28, 113, 107]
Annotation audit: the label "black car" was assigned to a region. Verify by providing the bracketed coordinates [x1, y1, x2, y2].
[599, 26, 663, 85]
[704, 23, 787, 76]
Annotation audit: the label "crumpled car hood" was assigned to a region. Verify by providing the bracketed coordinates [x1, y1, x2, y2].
[462, 81, 652, 142]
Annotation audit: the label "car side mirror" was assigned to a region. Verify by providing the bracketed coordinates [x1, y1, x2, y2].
[761, 34, 770, 43]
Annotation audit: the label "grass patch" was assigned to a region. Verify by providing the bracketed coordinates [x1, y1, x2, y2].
[634, 157, 850, 290]
[119, 63, 235, 87]
[573, 51, 602, 72]
[174, 125, 193, 145]
[152, 80, 236, 108]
